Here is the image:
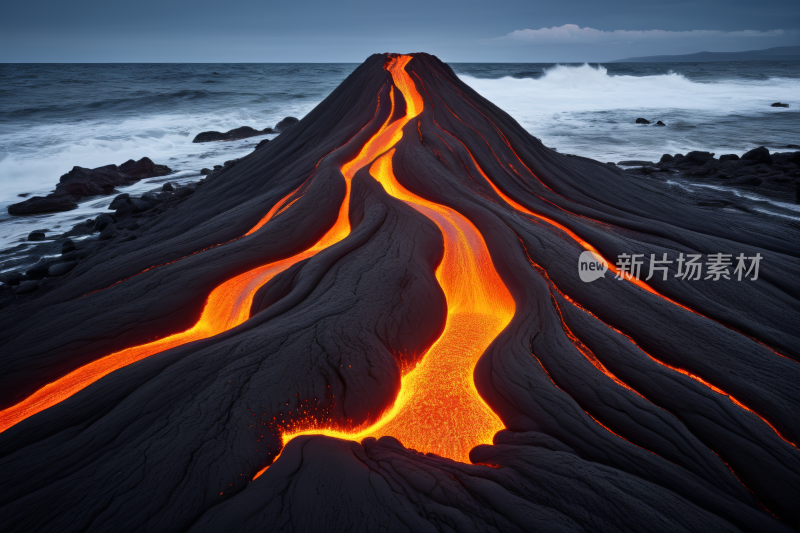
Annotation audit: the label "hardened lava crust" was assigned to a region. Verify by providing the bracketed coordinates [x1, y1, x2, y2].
[0, 53, 798, 532]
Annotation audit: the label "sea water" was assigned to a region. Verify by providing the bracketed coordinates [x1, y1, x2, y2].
[0, 61, 798, 262]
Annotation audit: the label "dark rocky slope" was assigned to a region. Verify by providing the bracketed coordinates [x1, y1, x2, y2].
[0, 53, 798, 533]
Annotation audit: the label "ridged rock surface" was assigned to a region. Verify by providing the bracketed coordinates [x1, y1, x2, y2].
[0, 53, 798, 532]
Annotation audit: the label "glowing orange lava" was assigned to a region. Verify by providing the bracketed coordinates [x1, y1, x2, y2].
[0, 59, 403, 434]
[277, 56, 515, 464]
[0, 56, 516, 473]
[281, 151, 515, 463]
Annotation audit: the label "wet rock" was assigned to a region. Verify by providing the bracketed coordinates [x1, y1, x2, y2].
[18, 193, 30, 197]
[688, 159, 722, 177]
[54, 165, 128, 197]
[770, 151, 800, 166]
[127, 222, 141, 231]
[719, 154, 740, 161]
[26, 261, 56, 280]
[679, 151, 715, 166]
[61, 239, 76, 254]
[8, 195, 78, 215]
[7, 158, 171, 215]
[255, 138, 270, 150]
[14, 280, 38, 294]
[109, 194, 131, 210]
[98, 225, 116, 241]
[94, 214, 116, 232]
[200, 168, 212, 175]
[162, 182, 175, 192]
[28, 231, 46, 242]
[659, 154, 674, 163]
[635, 118, 651, 124]
[618, 160, 654, 166]
[141, 191, 164, 206]
[192, 126, 271, 143]
[274, 116, 299, 132]
[741, 146, 773, 166]
[655, 121, 666, 126]
[130, 198, 154, 212]
[118, 157, 171, 180]
[787, 144, 800, 149]
[639, 166, 663, 174]
[171, 187, 194, 201]
[47, 262, 77, 277]
[0, 271, 24, 286]
[771, 102, 789, 108]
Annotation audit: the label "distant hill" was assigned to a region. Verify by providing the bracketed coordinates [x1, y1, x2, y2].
[611, 46, 800, 63]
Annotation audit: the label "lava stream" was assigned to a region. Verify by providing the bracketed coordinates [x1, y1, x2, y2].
[280, 150, 515, 464]
[0, 55, 516, 469]
[0, 58, 404, 434]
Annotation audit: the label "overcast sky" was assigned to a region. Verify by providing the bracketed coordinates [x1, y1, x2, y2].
[1, 0, 798, 62]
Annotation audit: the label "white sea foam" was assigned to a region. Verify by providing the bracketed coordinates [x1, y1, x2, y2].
[0, 101, 319, 252]
[459, 64, 799, 162]
[463, 64, 799, 113]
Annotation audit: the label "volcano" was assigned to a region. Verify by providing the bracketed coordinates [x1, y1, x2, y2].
[1, 54, 799, 532]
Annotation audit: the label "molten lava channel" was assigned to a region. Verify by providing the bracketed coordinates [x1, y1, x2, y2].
[0, 55, 516, 469]
[2, 53, 794, 486]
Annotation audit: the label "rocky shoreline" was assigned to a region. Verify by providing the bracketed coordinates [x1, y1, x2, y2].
[8, 157, 172, 215]
[614, 145, 800, 204]
[0, 155, 248, 298]
[1, 141, 797, 296]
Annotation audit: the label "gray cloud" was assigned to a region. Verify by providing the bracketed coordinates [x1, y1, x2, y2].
[488, 24, 785, 45]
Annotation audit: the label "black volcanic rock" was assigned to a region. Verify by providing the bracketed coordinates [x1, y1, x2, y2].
[719, 154, 740, 161]
[618, 160, 655, 166]
[94, 213, 116, 231]
[0, 272, 24, 286]
[742, 146, 773, 166]
[679, 151, 716, 166]
[192, 126, 271, 143]
[117, 157, 171, 180]
[54, 164, 128, 197]
[635, 117, 651, 124]
[771, 102, 789, 107]
[54, 158, 169, 197]
[655, 120, 666, 126]
[7, 195, 78, 215]
[14, 280, 38, 294]
[47, 262, 77, 277]
[27, 231, 45, 242]
[7, 158, 171, 216]
[0, 53, 797, 533]
[274, 116, 299, 132]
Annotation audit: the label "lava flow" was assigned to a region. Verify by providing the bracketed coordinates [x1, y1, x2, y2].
[3, 52, 799, 532]
[0, 54, 516, 468]
[280, 150, 515, 463]
[0, 57, 404, 434]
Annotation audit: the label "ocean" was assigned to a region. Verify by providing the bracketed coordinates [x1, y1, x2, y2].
[0, 60, 798, 264]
